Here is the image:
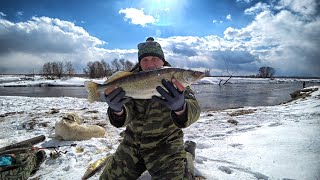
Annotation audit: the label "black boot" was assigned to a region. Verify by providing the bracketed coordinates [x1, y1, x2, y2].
[184, 140, 196, 159]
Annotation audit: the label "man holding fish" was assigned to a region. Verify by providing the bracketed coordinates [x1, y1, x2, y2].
[86, 37, 204, 179]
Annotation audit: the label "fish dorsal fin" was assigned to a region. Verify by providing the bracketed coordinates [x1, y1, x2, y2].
[105, 71, 133, 83]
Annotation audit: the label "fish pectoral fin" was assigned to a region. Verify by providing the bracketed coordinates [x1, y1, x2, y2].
[104, 71, 133, 83]
[84, 81, 100, 103]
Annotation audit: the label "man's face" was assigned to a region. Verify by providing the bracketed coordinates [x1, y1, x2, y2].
[140, 56, 164, 71]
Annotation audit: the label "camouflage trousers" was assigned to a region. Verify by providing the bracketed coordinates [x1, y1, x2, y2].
[0, 148, 37, 180]
[100, 140, 194, 180]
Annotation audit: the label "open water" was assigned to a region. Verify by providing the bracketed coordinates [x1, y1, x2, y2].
[1, 82, 317, 111]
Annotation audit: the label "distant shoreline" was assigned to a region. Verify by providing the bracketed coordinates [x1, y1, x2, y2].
[1, 75, 320, 88]
[1, 74, 320, 79]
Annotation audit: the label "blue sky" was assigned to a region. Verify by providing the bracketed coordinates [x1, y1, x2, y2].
[0, 0, 319, 76]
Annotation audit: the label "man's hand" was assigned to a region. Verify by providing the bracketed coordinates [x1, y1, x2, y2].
[104, 86, 131, 114]
[152, 79, 186, 114]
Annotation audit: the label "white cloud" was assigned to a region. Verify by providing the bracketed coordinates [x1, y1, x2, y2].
[119, 8, 157, 27]
[140, 36, 259, 75]
[0, 16, 113, 74]
[1, 0, 319, 77]
[0, 12, 6, 17]
[16, 11, 23, 16]
[244, 2, 271, 15]
[224, 1, 320, 76]
[151, 0, 320, 76]
[279, 0, 319, 16]
[236, 0, 253, 3]
[226, 14, 232, 21]
[212, 20, 223, 24]
[224, 27, 251, 40]
[0, 16, 104, 54]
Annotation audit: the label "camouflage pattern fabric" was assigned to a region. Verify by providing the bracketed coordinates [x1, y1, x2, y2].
[100, 82, 201, 179]
[0, 148, 37, 180]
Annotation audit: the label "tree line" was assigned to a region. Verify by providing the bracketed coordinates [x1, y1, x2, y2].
[204, 66, 275, 78]
[41, 59, 275, 79]
[41, 59, 134, 79]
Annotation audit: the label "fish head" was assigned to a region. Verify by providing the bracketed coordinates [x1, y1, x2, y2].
[181, 70, 205, 84]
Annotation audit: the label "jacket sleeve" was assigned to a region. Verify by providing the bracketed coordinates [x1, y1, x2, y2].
[107, 100, 135, 128]
[170, 86, 201, 128]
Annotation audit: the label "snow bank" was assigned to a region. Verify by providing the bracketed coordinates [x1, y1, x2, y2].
[0, 86, 319, 179]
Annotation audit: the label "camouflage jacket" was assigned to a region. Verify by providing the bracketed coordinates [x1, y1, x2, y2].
[107, 65, 201, 153]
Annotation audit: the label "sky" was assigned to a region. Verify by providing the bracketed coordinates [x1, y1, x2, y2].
[0, 0, 319, 77]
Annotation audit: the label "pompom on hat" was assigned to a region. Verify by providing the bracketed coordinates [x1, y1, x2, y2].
[137, 37, 165, 62]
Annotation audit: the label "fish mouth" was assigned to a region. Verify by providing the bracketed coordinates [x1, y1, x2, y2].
[195, 71, 205, 79]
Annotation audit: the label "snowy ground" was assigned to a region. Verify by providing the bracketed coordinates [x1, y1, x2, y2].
[0, 76, 320, 179]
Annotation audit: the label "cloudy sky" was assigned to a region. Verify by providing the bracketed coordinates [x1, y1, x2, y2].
[0, 0, 319, 76]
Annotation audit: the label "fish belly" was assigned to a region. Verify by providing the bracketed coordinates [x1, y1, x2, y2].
[125, 87, 162, 99]
[120, 76, 167, 99]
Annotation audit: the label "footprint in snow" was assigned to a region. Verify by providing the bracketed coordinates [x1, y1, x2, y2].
[218, 166, 233, 174]
[196, 156, 269, 179]
[268, 122, 283, 127]
[228, 143, 244, 149]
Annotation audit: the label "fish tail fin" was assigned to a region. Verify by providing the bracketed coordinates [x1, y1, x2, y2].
[82, 155, 112, 180]
[84, 81, 100, 103]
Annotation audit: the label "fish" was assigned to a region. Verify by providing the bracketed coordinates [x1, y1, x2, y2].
[82, 155, 112, 180]
[84, 67, 205, 103]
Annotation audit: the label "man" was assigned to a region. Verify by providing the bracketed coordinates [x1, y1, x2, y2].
[100, 37, 201, 179]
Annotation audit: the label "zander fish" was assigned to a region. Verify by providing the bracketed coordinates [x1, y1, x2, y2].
[84, 67, 205, 103]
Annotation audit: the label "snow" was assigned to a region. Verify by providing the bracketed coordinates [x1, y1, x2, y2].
[0, 75, 28, 82]
[199, 77, 320, 85]
[188, 93, 320, 179]
[0, 76, 320, 180]
[0, 76, 107, 87]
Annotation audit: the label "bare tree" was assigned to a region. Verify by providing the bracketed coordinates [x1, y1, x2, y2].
[83, 59, 134, 78]
[95, 61, 105, 77]
[52, 62, 64, 78]
[257, 67, 275, 78]
[83, 61, 96, 78]
[65, 61, 75, 76]
[204, 69, 211, 76]
[119, 59, 126, 71]
[42, 62, 52, 77]
[41, 61, 64, 78]
[83, 61, 108, 78]
[83, 62, 93, 78]
[111, 59, 121, 72]
[124, 60, 134, 71]
[101, 59, 113, 76]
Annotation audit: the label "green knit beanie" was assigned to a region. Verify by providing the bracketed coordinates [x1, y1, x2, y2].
[138, 37, 165, 62]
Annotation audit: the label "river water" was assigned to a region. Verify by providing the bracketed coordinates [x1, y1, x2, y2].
[1, 83, 317, 111]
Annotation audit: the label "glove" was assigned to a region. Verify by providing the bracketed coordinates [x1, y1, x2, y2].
[152, 79, 186, 112]
[105, 87, 131, 112]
